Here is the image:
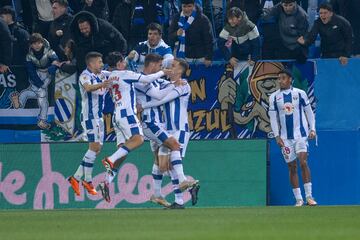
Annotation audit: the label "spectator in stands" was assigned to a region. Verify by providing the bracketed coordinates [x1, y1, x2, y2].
[0, 6, 30, 65]
[168, 0, 214, 66]
[228, 0, 263, 24]
[69, 11, 127, 71]
[330, 0, 360, 56]
[82, 0, 109, 21]
[262, 0, 309, 62]
[219, 7, 260, 67]
[0, 17, 11, 73]
[30, 0, 54, 39]
[59, 39, 77, 75]
[111, 0, 133, 43]
[49, 0, 73, 61]
[127, 23, 174, 68]
[11, 33, 60, 129]
[297, 3, 353, 65]
[129, 0, 165, 50]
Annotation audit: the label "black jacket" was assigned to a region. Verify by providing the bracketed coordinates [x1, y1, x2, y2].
[305, 14, 353, 58]
[0, 18, 12, 66]
[112, 0, 134, 41]
[49, 13, 74, 61]
[70, 11, 127, 71]
[228, 0, 262, 24]
[8, 22, 30, 65]
[168, 5, 214, 60]
[82, 0, 109, 20]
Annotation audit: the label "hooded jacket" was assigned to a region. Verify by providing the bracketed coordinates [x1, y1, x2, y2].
[70, 11, 127, 71]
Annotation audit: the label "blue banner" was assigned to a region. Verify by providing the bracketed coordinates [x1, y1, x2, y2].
[0, 61, 316, 143]
[187, 61, 316, 139]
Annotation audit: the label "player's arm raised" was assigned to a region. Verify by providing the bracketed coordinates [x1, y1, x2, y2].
[136, 69, 173, 84]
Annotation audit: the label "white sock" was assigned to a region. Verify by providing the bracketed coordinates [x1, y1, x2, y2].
[108, 146, 130, 163]
[170, 169, 183, 205]
[293, 188, 303, 201]
[170, 151, 186, 183]
[83, 150, 97, 182]
[304, 182, 312, 198]
[74, 149, 96, 181]
[152, 164, 163, 197]
[106, 168, 119, 184]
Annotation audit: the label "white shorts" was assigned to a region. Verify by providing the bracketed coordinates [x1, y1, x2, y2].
[159, 130, 190, 158]
[81, 118, 104, 144]
[142, 122, 170, 152]
[113, 108, 143, 146]
[281, 137, 308, 163]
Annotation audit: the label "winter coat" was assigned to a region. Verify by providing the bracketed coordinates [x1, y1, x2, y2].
[48, 13, 73, 61]
[70, 11, 127, 71]
[168, 5, 214, 60]
[304, 14, 353, 58]
[262, 3, 308, 50]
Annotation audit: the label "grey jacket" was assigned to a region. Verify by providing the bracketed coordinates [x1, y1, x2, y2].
[262, 3, 309, 50]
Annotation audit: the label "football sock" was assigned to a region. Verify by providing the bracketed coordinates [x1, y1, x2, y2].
[170, 151, 186, 183]
[152, 164, 163, 197]
[83, 150, 97, 182]
[304, 182, 312, 198]
[106, 168, 118, 184]
[292, 188, 303, 201]
[74, 149, 96, 181]
[170, 169, 183, 205]
[108, 145, 130, 163]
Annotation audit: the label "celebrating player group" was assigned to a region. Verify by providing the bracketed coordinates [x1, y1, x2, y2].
[67, 51, 200, 209]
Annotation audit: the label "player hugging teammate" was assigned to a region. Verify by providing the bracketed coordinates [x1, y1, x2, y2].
[69, 51, 200, 209]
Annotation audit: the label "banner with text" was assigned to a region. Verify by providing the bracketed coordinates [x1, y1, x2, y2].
[0, 61, 316, 143]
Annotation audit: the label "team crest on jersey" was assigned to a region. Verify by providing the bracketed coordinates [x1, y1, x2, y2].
[283, 102, 294, 115]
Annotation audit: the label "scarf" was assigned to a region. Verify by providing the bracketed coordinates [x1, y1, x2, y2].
[177, 9, 196, 58]
[223, 13, 255, 40]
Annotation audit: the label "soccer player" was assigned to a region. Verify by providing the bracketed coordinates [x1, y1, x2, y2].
[268, 69, 317, 207]
[138, 58, 200, 209]
[68, 52, 111, 196]
[99, 52, 172, 202]
[135, 53, 183, 207]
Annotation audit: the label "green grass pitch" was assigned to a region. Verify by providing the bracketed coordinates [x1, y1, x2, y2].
[1, 206, 359, 240]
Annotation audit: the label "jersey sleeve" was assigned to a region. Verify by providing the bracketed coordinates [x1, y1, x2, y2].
[299, 90, 316, 131]
[79, 73, 92, 86]
[268, 93, 280, 137]
[146, 83, 175, 100]
[142, 88, 181, 109]
[134, 82, 152, 93]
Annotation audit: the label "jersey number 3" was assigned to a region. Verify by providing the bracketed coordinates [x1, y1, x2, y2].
[113, 84, 122, 101]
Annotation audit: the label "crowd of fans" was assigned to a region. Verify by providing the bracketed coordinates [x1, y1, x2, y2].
[0, 0, 359, 75]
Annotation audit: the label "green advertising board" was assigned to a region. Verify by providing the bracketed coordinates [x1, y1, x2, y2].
[0, 140, 266, 209]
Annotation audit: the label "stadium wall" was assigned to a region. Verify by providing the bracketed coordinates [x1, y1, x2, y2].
[269, 58, 360, 205]
[0, 140, 267, 209]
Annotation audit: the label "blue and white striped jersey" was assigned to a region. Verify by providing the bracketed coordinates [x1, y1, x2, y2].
[142, 80, 191, 131]
[135, 79, 174, 123]
[108, 70, 165, 115]
[269, 87, 315, 140]
[134, 39, 174, 67]
[79, 69, 107, 121]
